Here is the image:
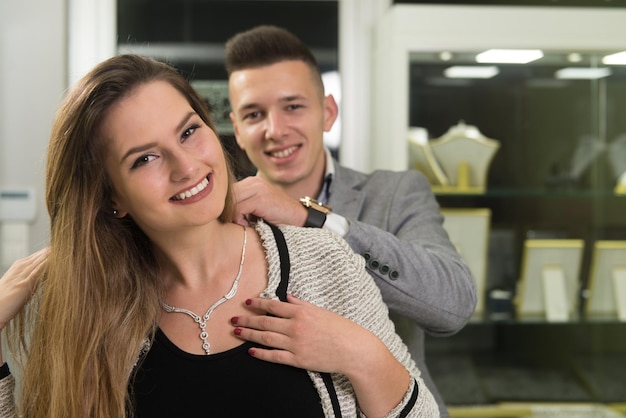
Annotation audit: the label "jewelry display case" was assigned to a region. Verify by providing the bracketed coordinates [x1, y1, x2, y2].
[372, 4, 626, 414]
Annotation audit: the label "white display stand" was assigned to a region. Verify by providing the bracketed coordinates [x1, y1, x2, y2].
[542, 266, 570, 322]
[440, 208, 491, 318]
[585, 241, 626, 321]
[515, 239, 584, 321]
[614, 269, 626, 321]
[429, 122, 500, 193]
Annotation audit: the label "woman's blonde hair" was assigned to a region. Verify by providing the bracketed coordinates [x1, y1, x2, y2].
[8, 54, 236, 417]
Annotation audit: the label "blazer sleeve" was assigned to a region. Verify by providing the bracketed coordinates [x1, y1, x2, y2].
[341, 169, 477, 336]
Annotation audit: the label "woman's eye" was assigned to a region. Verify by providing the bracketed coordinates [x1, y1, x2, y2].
[131, 154, 157, 169]
[182, 124, 201, 141]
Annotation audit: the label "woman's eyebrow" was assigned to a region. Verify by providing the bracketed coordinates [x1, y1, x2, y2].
[119, 112, 197, 163]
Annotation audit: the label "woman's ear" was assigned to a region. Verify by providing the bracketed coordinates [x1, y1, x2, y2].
[111, 199, 128, 218]
[112, 208, 128, 218]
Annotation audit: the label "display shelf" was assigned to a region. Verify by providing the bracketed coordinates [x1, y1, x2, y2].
[426, 322, 626, 409]
[449, 403, 626, 418]
[436, 188, 626, 199]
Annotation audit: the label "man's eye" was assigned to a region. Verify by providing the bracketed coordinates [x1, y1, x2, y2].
[131, 154, 157, 169]
[243, 111, 261, 120]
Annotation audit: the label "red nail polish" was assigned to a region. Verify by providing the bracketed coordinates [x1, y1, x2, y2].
[248, 348, 256, 356]
[234, 328, 242, 336]
[231, 316, 239, 325]
[245, 299, 252, 305]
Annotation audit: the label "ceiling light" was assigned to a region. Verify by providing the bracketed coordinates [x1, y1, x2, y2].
[567, 53, 583, 63]
[555, 67, 612, 80]
[602, 51, 626, 65]
[439, 51, 453, 61]
[476, 49, 543, 64]
[444, 66, 499, 79]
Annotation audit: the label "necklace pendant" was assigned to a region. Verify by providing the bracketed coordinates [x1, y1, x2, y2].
[160, 226, 247, 356]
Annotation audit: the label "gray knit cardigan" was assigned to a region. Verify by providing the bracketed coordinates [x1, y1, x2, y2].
[0, 221, 439, 417]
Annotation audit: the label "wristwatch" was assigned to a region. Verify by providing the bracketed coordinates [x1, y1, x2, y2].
[299, 196, 331, 228]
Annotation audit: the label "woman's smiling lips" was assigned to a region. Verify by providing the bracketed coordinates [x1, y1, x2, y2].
[170, 174, 212, 203]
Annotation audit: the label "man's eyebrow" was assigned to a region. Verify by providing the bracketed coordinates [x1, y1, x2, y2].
[280, 94, 306, 103]
[120, 112, 196, 163]
[237, 102, 260, 113]
[236, 95, 306, 113]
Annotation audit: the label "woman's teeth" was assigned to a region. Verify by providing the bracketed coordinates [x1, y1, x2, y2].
[173, 177, 209, 201]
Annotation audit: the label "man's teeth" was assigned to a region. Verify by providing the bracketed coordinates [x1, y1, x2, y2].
[271, 146, 298, 158]
[174, 177, 209, 201]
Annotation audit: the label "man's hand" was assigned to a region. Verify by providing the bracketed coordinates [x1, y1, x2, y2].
[232, 177, 308, 227]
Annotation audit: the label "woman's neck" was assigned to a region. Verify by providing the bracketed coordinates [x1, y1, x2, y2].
[154, 222, 245, 290]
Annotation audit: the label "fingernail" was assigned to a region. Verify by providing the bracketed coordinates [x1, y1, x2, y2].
[230, 316, 239, 324]
[245, 299, 252, 305]
[234, 328, 242, 336]
[248, 348, 256, 356]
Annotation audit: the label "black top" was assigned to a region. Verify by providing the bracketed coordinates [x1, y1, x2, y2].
[0, 363, 9, 380]
[131, 328, 325, 417]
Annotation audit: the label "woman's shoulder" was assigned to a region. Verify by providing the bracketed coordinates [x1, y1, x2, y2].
[254, 221, 365, 281]
[255, 221, 353, 256]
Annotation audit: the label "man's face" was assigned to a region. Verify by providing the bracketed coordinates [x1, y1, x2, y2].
[228, 60, 337, 189]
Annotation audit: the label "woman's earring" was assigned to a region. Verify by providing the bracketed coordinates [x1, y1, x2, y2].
[113, 209, 118, 216]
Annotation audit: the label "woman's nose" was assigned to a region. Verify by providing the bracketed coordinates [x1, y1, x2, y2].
[169, 150, 197, 182]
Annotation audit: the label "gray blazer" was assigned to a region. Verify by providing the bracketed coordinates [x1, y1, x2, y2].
[327, 161, 477, 417]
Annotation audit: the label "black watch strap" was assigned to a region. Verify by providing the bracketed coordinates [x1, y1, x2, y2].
[300, 197, 331, 228]
[304, 205, 327, 228]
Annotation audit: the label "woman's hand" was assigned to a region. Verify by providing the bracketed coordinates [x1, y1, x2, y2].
[231, 294, 367, 375]
[0, 248, 48, 331]
[230, 294, 411, 417]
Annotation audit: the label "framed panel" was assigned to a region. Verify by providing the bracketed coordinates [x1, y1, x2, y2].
[585, 241, 626, 320]
[515, 239, 584, 321]
[441, 208, 491, 318]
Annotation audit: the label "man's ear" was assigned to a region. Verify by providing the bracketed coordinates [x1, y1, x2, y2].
[322, 94, 339, 133]
[229, 111, 245, 150]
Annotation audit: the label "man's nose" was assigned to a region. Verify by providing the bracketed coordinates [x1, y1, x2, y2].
[265, 112, 288, 140]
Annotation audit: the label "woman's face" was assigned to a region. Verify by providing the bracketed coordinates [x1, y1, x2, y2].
[102, 80, 228, 238]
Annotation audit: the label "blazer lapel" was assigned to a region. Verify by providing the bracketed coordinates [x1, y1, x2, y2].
[327, 162, 365, 219]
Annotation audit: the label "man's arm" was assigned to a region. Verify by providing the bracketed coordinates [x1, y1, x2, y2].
[231, 173, 476, 336]
[337, 169, 477, 336]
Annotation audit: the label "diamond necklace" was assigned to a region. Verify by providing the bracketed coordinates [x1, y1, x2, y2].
[160, 226, 247, 355]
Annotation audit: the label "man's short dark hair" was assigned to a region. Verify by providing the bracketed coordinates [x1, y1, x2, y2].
[225, 25, 323, 92]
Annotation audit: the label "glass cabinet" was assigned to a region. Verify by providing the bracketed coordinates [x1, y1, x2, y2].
[372, 4, 626, 415]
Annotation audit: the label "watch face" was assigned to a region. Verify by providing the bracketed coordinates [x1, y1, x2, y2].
[300, 196, 331, 214]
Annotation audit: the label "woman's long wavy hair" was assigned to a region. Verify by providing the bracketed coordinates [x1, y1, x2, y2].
[7, 54, 236, 417]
